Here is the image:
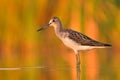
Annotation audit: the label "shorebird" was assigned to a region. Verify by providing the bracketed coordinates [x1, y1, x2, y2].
[37, 17, 111, 80]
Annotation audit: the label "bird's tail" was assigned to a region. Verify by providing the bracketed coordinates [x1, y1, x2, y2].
[95, 43, 112, 48]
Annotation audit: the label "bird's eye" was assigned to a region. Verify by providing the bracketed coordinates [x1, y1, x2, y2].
[53, 19, 55, 22]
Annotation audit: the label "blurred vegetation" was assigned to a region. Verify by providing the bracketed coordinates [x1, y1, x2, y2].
[0, 0, 120, 80]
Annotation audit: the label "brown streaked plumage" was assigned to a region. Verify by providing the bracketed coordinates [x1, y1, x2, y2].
[37, 16, 111, 80]
[37, 16, 111, 53]
[64, 29, 111, 46]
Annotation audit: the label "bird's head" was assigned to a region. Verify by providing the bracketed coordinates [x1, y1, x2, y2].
[37, 17, 60, 31]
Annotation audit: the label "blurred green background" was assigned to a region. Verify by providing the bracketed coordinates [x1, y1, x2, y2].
[0, 0, 120, 80]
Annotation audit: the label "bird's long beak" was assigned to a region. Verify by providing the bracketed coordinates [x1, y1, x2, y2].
[37, 24, 50, 32]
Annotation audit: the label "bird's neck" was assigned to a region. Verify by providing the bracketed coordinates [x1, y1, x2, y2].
[53, 22, 63, 37]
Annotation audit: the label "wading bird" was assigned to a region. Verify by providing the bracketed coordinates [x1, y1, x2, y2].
[37, 17, 111, 80]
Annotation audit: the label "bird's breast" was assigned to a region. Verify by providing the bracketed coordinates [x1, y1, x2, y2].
[60, 37, 94, 52]
[60, 37, 80, 50]
[56, 32, 94, 52]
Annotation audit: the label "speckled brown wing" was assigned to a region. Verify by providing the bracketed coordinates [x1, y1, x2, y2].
[64, 29, 111, 46]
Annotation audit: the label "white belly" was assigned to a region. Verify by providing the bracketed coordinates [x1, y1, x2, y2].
[60, 37, 94, 52]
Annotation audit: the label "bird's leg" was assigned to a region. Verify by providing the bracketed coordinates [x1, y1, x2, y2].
[76, 51, 80, 80]
[76, 53, 80, 69]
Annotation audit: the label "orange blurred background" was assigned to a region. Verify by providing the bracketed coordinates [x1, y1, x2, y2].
[0, 0, 120, 80]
